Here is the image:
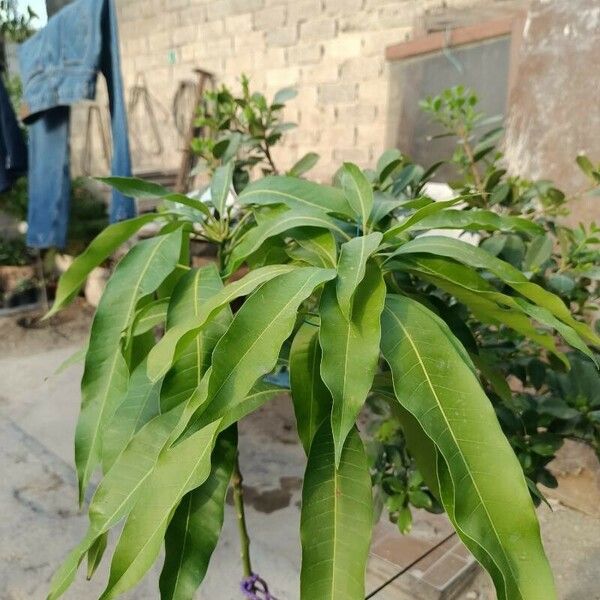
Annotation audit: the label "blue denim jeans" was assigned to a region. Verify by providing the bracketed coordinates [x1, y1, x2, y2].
[20, 0, 135, 248]
[0, 75, 27, 193]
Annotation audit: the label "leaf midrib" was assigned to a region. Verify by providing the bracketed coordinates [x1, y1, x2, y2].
[241, 188, 336, 213]
[208, 273, 323, 411]
[82, 235, 171, 489]
[105, 432, 215, 596]
[384, 304, 523, 597]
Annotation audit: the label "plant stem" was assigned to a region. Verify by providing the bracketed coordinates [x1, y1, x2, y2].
[262, 143, 279, 175]
[456, 126, 485, 201]
[232, 453, 253, 577]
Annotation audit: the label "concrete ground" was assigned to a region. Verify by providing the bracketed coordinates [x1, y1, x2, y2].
[1, 305, 599, 600]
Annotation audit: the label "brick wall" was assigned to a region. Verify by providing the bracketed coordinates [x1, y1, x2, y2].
[111, 0, 520, 182]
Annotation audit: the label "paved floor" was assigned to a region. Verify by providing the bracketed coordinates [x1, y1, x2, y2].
[1, 312, 599, 600]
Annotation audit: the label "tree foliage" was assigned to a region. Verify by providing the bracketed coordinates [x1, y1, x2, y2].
[45, 85, 600, 600]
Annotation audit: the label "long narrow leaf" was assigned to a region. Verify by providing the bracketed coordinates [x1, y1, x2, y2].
[407, 209, 543, 235]
[211, 162, 234, 216]
[227, 206, 349, 274]
[147, 265, 298, 382]
[380, 295, 556, 600]
[290, 323, 332, 455]
[98, 177, 210, 217]
[46, 213, 162, 318]
[382, 199, 461, 240]
[75, 228, 183, 501]
[239, 175, 352, 216]
[320, 262, 385, 466]
[100, 422, 220, 599]
[159, 426, 237, 600]
[390, 235, 600, 345]
[188, 267, 336, 431]
[336, 232, 382, 318]
[102, 358, 161, 471]
[300, 422, 373, 600]
[341, 162, 373, 228]
[160, 266, 231, 413]
[400, 255, 594, 363]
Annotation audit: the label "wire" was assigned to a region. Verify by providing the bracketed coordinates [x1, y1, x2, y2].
[365, 530, 457, 599]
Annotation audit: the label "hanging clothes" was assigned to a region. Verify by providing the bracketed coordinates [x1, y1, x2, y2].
[0, 75, 27, 193]
[18, 0, 135, 249]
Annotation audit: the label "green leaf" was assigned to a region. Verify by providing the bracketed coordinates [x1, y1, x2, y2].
[100, 422, 220, 599]
[102, 358, 161, 471]
[396, 255, 570, 364]
[131, 298, 169, 336]
[548, 274, 575, 295]
[239, 176, 352, 216]
[381, 295, 556, 600]
[341, 162, 374, 228]
[391, 164, 422, 196]
[288, 152, 320, 177]
[75, 228, 184, 502]
[273, 87, 297, 104]
[383, 199, 462, 240]
[160, 266, 231, 413]
[187, 267, 336, 431]
[390, 235, 600, 346]
[523, 236, 553, 273]
[147, 265, 298, 382]
[98, 177, 210, 217]
[290, 323, 333, 455]
[48, 397, 195, 599]
[376, 149, 402, 183]
[46, 213, 162, 318]
[86, 532, 108, 580]
[300, 422, 373, 600]
[227, 206, 348, 274]
[368, 192, 403, 225]
[336, 232, 383, 318]
[218, 380, 286, 432]
[576, 154, 595, 178]
[320, 262, 386, 465]
[211, 161, 234, 216]
[159, 426, 237, 600]
[289, 227, 338, 268]
[407, 209, 544, 235]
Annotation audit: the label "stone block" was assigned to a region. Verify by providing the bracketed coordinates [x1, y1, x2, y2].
[225, 13, 254, 33]
[340, 55, 384, 81]
[254, 5, 287, 29]
[322, 32, 363, 59]
[266, 25, 299, 47]
[287, 43, 323, 65]
[300, 17, 337, 42]
[287, 0, 323, 24]
[318, 82, 356, 104]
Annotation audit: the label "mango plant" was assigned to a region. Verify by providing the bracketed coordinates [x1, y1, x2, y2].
[46, 158, 599, 600]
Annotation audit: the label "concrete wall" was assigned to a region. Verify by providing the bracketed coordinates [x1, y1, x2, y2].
[504, 0, 600, 221]
[112, 0, 519, 181]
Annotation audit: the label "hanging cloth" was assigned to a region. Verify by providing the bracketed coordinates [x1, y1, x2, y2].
[0, 76, 27, 192]
[18, 0, 135, 248]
